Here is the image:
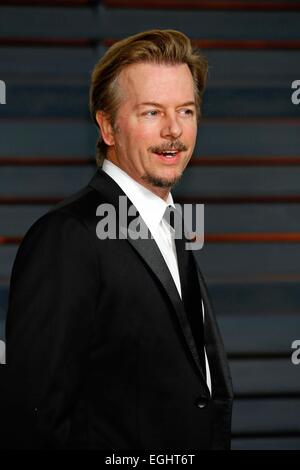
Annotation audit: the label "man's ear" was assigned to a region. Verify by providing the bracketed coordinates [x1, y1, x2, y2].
[95, 111, 115, 146]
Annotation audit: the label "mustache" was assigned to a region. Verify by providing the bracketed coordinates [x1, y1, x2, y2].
[148, 141, 188, 153]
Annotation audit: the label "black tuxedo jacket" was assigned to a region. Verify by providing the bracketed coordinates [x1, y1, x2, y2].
[5, 169, 233, 450]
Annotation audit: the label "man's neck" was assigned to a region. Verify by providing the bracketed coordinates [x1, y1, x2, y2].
[106, 157, 171, 201]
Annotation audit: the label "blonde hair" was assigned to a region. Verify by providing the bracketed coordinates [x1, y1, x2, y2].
[89, 29, 208, 167]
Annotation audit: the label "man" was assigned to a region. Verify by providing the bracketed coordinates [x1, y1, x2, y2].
[5, 29, 233, 449]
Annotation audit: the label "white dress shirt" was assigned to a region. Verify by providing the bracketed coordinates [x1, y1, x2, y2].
[102, 159, 211, 393]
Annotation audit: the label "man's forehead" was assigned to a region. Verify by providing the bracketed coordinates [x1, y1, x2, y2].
[118, 62, 195, 100]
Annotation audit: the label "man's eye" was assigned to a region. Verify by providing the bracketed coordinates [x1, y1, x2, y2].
[180, 108, 194, 116]
[144, 110, 158, 117]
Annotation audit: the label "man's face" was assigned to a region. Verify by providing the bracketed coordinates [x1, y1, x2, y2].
[99, 62, 198, 199]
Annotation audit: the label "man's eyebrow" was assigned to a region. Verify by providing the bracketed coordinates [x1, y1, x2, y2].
[135, 102, 164, 109]
[136, 101, 196, 108]
[177, 101, 196, 107]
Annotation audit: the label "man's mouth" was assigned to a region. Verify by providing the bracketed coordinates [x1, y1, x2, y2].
[155, 150, 179, 158]
[149, 141, 187, 159]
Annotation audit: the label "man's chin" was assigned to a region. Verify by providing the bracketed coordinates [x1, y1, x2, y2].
[141, 172, 182, 189]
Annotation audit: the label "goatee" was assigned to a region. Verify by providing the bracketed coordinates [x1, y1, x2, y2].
[141, 173, 182, 189]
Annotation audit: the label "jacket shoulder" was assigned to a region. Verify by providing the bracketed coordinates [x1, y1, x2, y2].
[19, 184, 106, 250]
[49, 184, 106, 222]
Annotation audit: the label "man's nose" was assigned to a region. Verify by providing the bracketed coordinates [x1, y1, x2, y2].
[160, 113, 183, 139]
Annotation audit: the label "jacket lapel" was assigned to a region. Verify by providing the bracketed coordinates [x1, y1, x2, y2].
[124, 231, 208, 386]
[195, 262, 233, 400]
[88, 169, 208, 387]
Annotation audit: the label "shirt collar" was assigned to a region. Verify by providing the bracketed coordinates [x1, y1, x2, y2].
[102, 159, 175, 234]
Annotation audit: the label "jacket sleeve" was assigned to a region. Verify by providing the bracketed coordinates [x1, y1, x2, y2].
[5, 210, 99, 449]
